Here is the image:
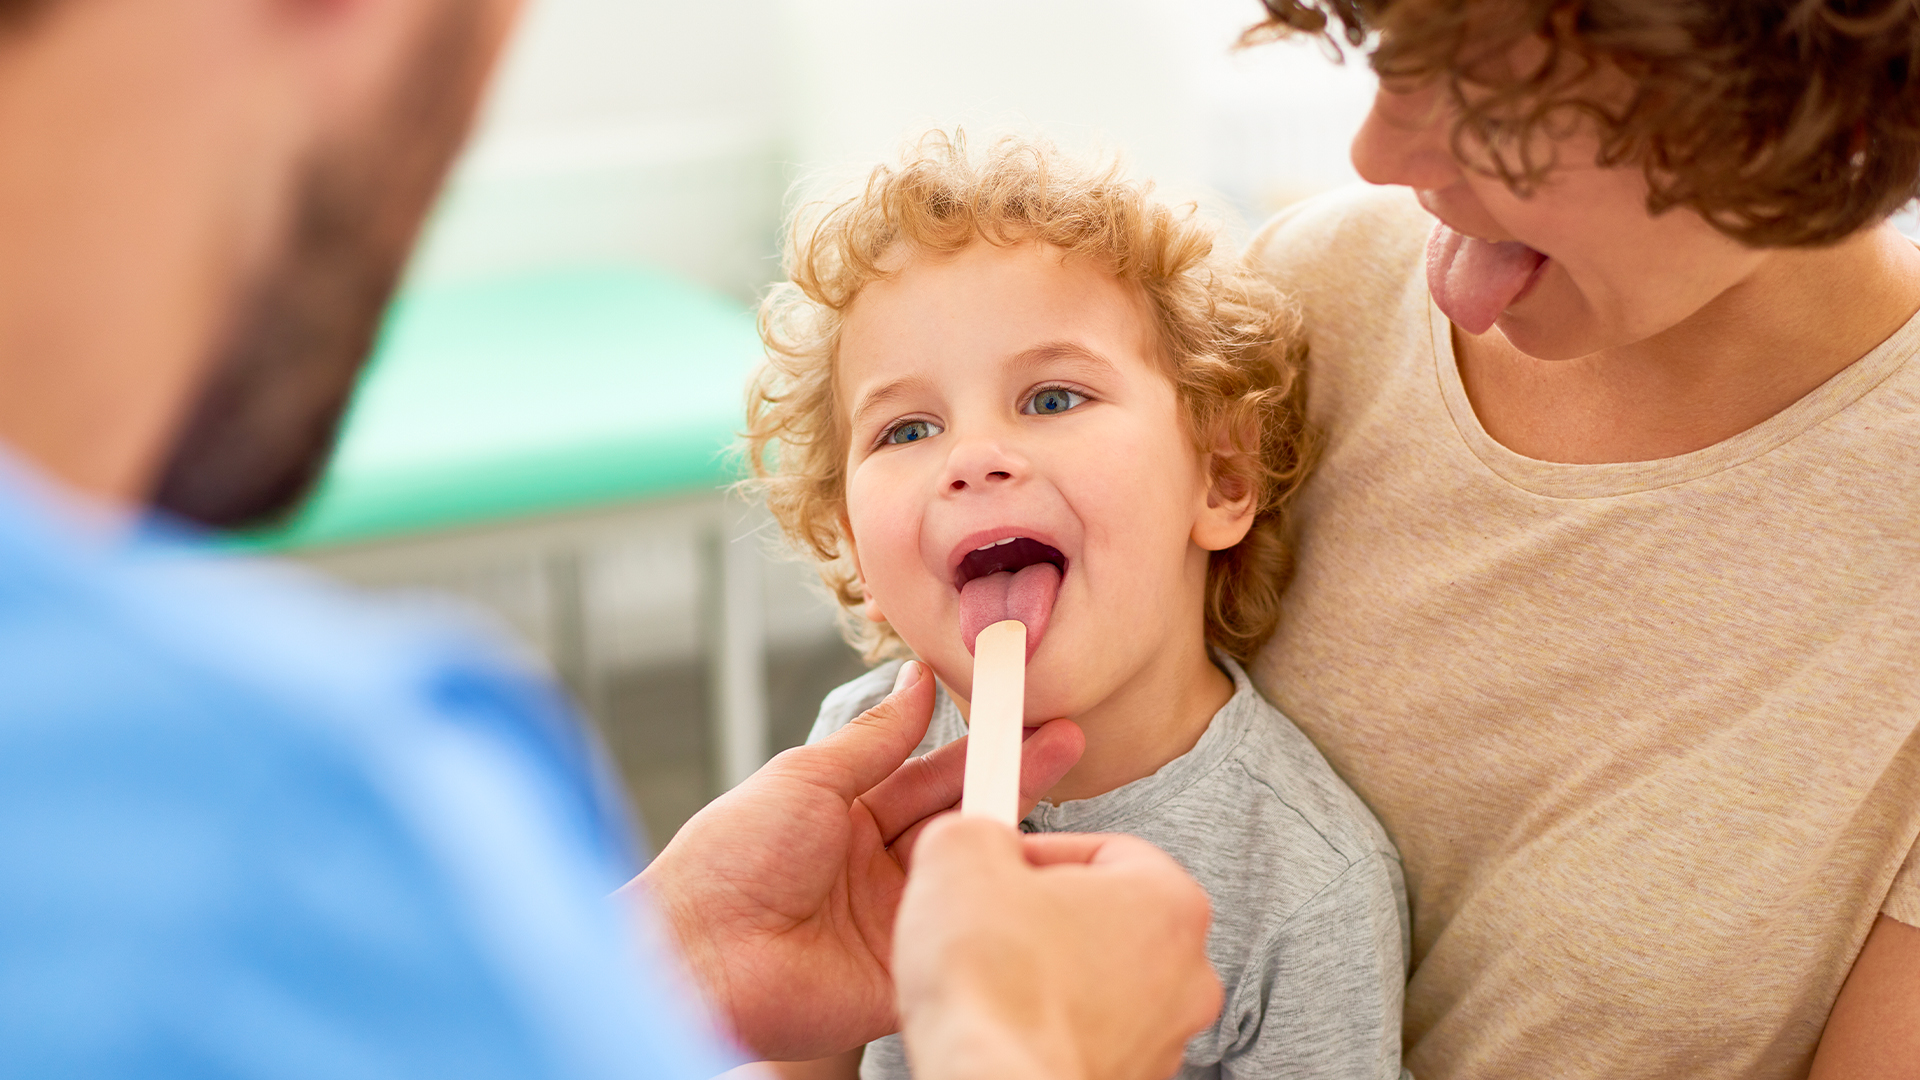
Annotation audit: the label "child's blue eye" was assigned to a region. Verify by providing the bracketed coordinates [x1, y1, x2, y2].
[1024, 387, 1088, 415]
[885, 419, 941, 445]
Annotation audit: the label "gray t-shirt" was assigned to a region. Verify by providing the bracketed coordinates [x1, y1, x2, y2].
[807, 655, 1410, 1080]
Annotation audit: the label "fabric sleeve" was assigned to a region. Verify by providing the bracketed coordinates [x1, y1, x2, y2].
[1246, 197, 1324, 293]
[858, 1032, 911, 1080]
[1882, 834, 1920, 927]
[1219, 852, 1410, 1080]
[0, 635, 739, 1080]
[1245, 186, 1430, 301]
[807, 661, 902, 744]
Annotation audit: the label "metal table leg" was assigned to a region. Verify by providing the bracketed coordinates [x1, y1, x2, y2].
[707, 502, 769, 790]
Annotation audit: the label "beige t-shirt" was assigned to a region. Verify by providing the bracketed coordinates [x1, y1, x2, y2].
[1249, 186, 1920, 1080]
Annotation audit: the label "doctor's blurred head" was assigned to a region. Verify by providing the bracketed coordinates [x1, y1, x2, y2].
[0, 0, 521, 526]
[152, 0, 523, 529]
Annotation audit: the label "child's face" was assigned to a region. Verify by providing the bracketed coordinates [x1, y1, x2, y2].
[1351, 77, 1768, 361]
[838, 240, 1247, 722]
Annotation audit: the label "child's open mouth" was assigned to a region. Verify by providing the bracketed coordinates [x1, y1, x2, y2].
[954, 537, 1065, 659]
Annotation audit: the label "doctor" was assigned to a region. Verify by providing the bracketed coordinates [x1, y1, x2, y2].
[0, 1, 1221, 1078]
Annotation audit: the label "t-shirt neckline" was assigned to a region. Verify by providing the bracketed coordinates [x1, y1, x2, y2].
[1426, 297, 1920, 499]
[1017, 653, 1257, 834]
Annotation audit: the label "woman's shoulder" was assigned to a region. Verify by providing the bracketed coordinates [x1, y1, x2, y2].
[1248, 184, 1432, 299]
[1246, 185, 1439, 432]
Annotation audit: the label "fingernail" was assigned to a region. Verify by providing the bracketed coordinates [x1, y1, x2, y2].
[892, 659, 924, 695]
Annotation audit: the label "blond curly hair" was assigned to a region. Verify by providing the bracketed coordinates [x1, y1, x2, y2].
[744, 130, 1309, 664]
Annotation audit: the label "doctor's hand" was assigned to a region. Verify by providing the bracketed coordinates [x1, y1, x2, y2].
[894, 819, 1223, 1080]
[627, 660, 1084, 1061]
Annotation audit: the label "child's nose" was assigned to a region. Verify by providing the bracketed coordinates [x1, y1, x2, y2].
[942, 436, 1026, 494]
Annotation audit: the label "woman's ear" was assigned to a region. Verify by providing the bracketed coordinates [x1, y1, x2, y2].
[1193, 427, 1260, 553]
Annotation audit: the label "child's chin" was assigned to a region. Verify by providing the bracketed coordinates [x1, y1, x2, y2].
[1019, 660, 1086, 719]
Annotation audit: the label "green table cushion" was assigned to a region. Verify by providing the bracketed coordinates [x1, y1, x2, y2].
[251, 266, 763, 551]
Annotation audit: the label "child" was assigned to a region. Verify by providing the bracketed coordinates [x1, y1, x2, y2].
[745, 131, 1409, 1080]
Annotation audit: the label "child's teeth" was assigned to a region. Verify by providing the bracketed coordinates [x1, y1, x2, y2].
[976, 537, 1021, 551]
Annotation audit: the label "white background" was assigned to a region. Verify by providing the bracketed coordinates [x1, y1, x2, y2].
[407, 0, 1381, 301]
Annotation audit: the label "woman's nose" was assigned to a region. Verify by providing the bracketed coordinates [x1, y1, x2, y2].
[941, 434, 1025, 494]
[1350, 83, 1462, 191]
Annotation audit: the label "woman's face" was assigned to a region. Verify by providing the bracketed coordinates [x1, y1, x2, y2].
[1350, 80, 1769, 361]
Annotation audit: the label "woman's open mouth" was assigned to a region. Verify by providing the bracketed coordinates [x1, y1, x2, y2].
[1425, 222, 1548, 335]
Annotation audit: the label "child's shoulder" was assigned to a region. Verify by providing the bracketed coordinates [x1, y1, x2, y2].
[1142, 666, 1403, 962]
[1165, 666, 1409, 1073]
[1226, 682, 1401, 870]
[806, 660, 961, 761]
[1076, 659, 1403, 963]
[806, 661, 906, 744]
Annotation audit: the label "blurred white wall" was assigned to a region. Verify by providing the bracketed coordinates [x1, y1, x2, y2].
[776, 0, 1374, 218]
[406, 0, 791, 297]
[405, 0, 1377, 300]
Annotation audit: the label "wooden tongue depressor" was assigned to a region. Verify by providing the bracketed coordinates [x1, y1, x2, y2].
[960, 619, 1027, 826]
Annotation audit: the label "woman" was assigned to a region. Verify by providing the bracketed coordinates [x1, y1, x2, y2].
[1246, 2, 1920, 1078]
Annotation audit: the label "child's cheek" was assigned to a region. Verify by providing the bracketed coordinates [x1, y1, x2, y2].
[845, 459, 927, 618]
[1073, 413, 1209, 612]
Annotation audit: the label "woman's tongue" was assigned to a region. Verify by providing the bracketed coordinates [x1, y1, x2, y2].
[1425, 222, 1546, 335]
[958, 562, 1059, 659]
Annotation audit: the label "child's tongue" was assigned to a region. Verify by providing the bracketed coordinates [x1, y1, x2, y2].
[1425, 222, 1546, 335]
[958, 562, 1060, 659]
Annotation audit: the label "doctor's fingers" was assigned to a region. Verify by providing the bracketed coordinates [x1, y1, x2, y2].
[1041, 836, 1223, 1080]
[902, 817, 1223, 1080]
[864, 717, 1084, 861]
[774, 660, 938, 806]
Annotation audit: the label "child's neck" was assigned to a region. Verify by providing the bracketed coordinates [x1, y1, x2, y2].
[1033, 641, 1234, 805]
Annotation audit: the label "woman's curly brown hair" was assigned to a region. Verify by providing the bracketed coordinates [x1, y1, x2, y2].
[1248, 0, 1920, 247]
[744, 130, 1309, 664]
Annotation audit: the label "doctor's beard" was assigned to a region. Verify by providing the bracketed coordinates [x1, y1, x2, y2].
[151, 0, 504, 531]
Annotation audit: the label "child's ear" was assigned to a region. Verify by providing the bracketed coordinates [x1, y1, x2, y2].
[842, 514, 889, 624]
[1193, 429, 1260, 553]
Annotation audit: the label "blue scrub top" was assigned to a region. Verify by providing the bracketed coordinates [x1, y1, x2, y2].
[0, 459, 741, 1079]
